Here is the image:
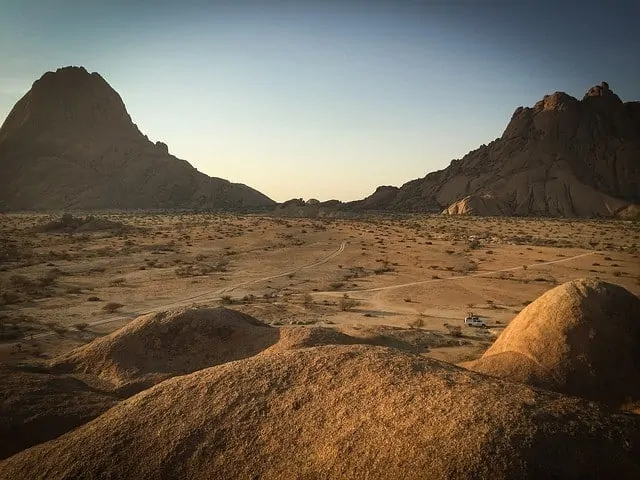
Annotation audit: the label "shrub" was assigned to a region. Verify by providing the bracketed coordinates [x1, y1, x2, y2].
[445, 324, 462, 337]
[242, 294, 256, 303]
[39, 269, 62, 286]
[73, 322, 89, 331]
[1, 292, 20, 305]
[10, 274, 34, 289]
[220, 295, 234, 305]
[339, 294, 359, 312]
[467, 239, 481, 249]
[102, 302, 124, 313]
[303, 293, 314, 307]
[45, 321, 68, 336]
[409, 316, 425, 329]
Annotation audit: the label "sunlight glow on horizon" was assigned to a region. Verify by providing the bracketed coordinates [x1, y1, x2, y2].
[1, 1, 638, 202]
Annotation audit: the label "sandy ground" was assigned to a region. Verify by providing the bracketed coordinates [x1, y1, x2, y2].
[1, 212, 638, 364]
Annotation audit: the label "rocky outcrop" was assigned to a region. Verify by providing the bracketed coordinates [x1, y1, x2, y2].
[442, 194, 508, 216]
[354, 185, 400, 210]
[463, 279, 640, 408]
[3, 345, 640, 479]
[0, 66, 275, 211]
[355, 82, 640, 217]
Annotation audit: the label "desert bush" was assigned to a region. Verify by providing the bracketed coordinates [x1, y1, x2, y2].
[329, 281, 345, 290]
[175, 259, 229, 277]
[303, 293, 314, 307]
[242, 294, 256, 304]
[45, 321, 68, 336]
[459, 260, 478, 273]
[1, 292, 20, 305]
[39, 268, 63, 286]
[467, 239, 481, 249]
[87, 296, 101, 302]
[73, 322, 89, 331]
[444, 324, 462, 337]
[102, 302, 124, 313]
[220, 295, 234, 305]
[374, 258, 395, 275]
[10, 274, 35, 289]
[36, 214, 132, 234]
[339, 294, 359, 312]
[409, 316, 425, 329]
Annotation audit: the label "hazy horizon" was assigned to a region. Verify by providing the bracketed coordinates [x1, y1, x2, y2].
[1, 0, 638, 202]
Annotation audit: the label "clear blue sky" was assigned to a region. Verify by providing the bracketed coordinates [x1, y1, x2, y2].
[1, 0, 638, 202]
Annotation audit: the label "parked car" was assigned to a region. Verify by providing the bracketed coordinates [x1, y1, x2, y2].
[464, 313, 487, 327]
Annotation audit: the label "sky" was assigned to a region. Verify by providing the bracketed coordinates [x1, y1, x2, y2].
[0, 0, 639, 202]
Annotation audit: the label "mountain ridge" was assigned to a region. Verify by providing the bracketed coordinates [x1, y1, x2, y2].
[351, 81, 640, 217]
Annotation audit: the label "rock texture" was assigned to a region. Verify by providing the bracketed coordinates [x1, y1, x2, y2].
[463, 279, 640, 408]
[0, 66, 275, 210]
[354, 82, 640, 217]
[49, 307, 279, 393]
[2, 345, 640, 479]
[0, 365, 119, 460]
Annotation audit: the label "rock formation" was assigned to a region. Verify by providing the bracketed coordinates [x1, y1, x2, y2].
[0, 365, 118, 460]
[463, 279, 640, 408]
[0, 66, 275, 210]
[3, 345, 639, 479]
[354, 82, 640, 217]
[49, 307, 279, 392]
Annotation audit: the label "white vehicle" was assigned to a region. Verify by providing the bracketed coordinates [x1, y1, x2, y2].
[464, 313, 487, 327]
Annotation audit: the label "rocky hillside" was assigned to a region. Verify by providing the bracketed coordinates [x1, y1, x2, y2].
[0, 67, 275, 211]
[354, 82, 640, 217]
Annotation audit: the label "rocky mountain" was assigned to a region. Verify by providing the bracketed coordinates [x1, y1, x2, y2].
[0, 67, 275, 211]
[355, 82, 640, 217]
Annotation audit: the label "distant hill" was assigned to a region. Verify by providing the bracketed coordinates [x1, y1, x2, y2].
[353, 82, 640, 217]
[0, 66, 275, 211]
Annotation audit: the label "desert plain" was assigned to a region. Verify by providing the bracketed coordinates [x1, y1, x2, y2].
[2, 212, 638, 366]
